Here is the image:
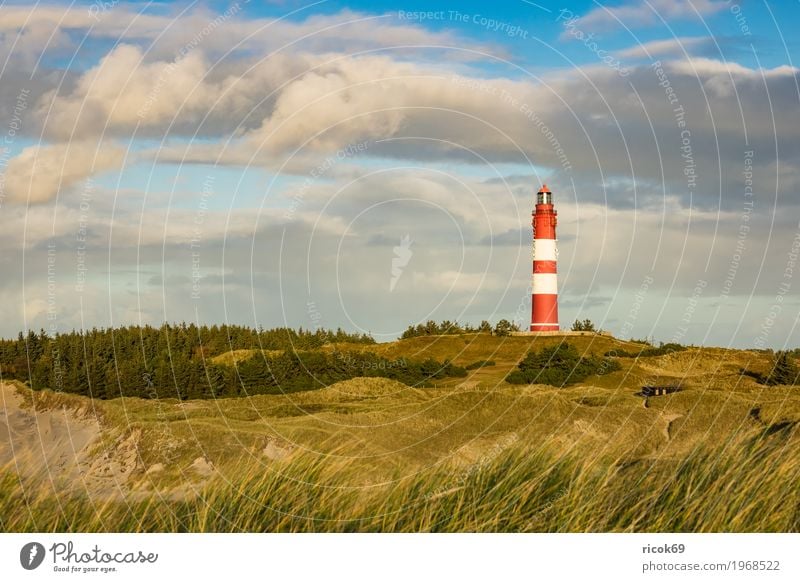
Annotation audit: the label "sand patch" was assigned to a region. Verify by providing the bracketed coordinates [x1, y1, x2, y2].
[0, 383, 144, 498]
[0, 383, 100, 488]
[190, 456, 215, 476]
[263, 439, 293, 460]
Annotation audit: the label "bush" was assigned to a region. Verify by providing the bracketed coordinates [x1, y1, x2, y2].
[400, 319, 520, 339]
[765, 351, 799, 386]
[506, 343, 619, 387]
[465, 360, 496, 370]
[400, 320, 467, 339]
[570, 319, 596, 332]
[493, 319, 515, 337]
[262, 351, 468, 392]
[605, 342, 686, 358]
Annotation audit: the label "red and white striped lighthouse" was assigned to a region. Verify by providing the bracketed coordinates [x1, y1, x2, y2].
[530, 184, 559, 332]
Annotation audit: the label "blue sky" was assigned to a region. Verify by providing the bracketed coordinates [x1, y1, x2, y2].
[0, 0, 799, 348]
[33, 1, 800, 72]
[208, 0, 799, 69]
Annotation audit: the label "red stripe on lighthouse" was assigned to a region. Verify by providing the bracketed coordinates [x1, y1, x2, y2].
[533, 260, 557, 273]
[531, 295, 559, 331]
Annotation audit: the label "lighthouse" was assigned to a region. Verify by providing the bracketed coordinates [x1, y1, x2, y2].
[530, 184, 559, 331]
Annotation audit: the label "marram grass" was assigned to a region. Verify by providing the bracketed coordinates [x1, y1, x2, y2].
[1, 429, 798, 533]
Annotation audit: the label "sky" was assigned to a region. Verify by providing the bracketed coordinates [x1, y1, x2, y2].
[0, 0, 798, 348]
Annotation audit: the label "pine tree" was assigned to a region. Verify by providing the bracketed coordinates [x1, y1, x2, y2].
[767, 351, 799, 386]
[494, 319, 513, 337]
[571, 319, 596, 331]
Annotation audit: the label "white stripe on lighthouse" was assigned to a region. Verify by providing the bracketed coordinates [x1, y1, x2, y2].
[532, 239, 557, 261]
[532, 273, 558, 294]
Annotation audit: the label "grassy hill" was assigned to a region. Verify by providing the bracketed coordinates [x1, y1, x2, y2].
[1, 333, 798, 532]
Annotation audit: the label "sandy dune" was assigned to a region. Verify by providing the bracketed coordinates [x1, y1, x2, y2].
[0, 383, 219, 499]
[0, 382, 103, 492]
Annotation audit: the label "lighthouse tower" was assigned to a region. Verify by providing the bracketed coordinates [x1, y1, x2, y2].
[530, 184, 559, 332]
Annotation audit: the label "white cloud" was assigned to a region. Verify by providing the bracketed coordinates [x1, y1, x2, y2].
[10, 46, 800, 212]
[4, 141, 125, 203]
[666, 57, 800, 98]
[0, 5, 483, 65]
[667, 57, 800, 78]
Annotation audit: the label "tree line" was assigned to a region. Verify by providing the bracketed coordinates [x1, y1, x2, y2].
[604, 342, 686, 358]
[400, 319, 522, 339]
[0, 324, 470, 400]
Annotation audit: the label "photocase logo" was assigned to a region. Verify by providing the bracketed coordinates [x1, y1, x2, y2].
[20, 542, 46, 570]
[390, 235, 413, 292]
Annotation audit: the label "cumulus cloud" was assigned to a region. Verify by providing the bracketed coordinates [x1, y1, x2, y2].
[4, 141, 125, 203]
[147, 54, 800, 211]
[36, 44, 309, 140]
[667, 57, 800, 78]
[39, 45, 209, 138]
[0, 5, 483, 67]
[5, 4, 795, 214]
[9, 46, 800, 214]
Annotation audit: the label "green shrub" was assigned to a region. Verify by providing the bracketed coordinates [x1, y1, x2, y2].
[241, 351, 468, 394]
[506, 343, 619, 387]
[605, 342, 686, 358]
[465, 359, 496, 370]
[765, 351, 799, 386]
[494, 319, 520, 337]
[570, 319, 596, 332]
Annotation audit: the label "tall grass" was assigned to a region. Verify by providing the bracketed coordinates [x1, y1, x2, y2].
[1, 429, 798, 532]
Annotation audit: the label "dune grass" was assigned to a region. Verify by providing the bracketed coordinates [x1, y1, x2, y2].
[2, 427, 797, 533]
[2, 335, 798, 532]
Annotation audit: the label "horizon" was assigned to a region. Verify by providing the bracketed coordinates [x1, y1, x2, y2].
[0, 318, 790, 352]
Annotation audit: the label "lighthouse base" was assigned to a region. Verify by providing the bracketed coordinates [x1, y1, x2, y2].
[512, 330, 614, 337]
[530, 324, 559, 332]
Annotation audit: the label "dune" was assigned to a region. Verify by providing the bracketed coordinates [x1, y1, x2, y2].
[0, 382, 99, 479]
[0, 382, 133, 497]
